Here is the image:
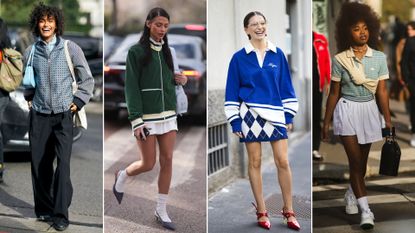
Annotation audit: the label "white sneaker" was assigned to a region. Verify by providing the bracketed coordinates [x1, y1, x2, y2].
[360, 210, 374, 230]
[312, 150, 323, 161]
[344, 190, 358, 214]
[410, 134, 415, 147]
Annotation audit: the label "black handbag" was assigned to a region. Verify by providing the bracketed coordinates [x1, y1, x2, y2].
[379, 127, 401, 176]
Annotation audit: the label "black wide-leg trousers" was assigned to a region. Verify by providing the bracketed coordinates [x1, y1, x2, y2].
[29, 109, 73, 220]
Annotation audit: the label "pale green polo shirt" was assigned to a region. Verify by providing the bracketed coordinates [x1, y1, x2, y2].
[331, 47, 389, 102]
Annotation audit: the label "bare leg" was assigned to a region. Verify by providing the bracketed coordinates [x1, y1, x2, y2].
[340, 136, 371, 198]
[245, 142, 268, 222]
[125, 135, 157, 176]
[270, 139, 296, 222]
[156, 130, 176, 194]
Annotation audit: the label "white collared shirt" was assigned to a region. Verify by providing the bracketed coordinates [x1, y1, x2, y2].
[244, 41, 277, 68]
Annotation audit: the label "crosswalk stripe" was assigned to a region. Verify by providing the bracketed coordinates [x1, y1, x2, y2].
[313, 194, 408, 208]
[104, 127, 136, 171]
[104, 126, 205, 189]
[151, 126, 204, 189]
[313, 177, 415, 192]
[369, 147, 415, 161]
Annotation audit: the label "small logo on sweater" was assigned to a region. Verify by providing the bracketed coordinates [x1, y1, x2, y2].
[267, 63, 277, 68]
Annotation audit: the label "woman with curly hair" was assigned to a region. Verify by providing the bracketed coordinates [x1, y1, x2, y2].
[322, 2, 391, 229]
[24, 2, 94, 231]
[224, 11, 300, 231]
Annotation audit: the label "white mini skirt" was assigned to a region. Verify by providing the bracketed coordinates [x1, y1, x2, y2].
[146, 117, 178, 135]
[333, 97, 384, 144]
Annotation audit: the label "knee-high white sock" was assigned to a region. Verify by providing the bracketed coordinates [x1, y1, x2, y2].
[357, 196, 370, 213]
[156, 193, 172, 222]
[115, 169, 127, 192]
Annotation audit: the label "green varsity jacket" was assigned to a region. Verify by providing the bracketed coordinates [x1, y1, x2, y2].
[124, 43, 176, 131]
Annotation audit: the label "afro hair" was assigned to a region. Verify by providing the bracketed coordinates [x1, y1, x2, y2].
[335, 2, 380, 52]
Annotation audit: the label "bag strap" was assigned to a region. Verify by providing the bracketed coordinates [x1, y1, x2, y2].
[64, 40, 76, 83]
[27, 44, 35, 66]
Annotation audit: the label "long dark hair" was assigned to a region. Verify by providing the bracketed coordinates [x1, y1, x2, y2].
[0, 18, 12, 50]
[29, 2, 64, 37]
[138, 7, 174, 72]
[335, 2, 380, 52]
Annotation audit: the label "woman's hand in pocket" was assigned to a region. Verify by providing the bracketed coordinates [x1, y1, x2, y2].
[70, 103, 78, 112]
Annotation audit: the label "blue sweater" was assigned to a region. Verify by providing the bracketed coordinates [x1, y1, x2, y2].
[224, 46, 298, 132]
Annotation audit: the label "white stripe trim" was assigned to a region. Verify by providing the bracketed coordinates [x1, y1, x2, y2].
[281, 98, 298, 103]
[224, 101, 240, 105]
[378, 74, 389, 80]
[141, 88, 162, 91]
[245, 102, 284, 110]
[273, 122, 287, 128]
[284, 109, 296, 116]
[228, 115, 240, 122]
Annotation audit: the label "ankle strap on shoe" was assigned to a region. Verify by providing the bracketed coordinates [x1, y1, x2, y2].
[281, 210, 296, 218]
[256, 212, 269, 219]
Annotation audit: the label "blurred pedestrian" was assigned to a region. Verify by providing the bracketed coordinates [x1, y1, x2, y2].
[0, 18, 13, 183]
[112, 7, 187, 231]
[312, 31, 331, 161]
[224, 11, 300, 231]
[322, 2, 392, 230]
[24, 3, 94, 231]
[400, 21, 415, 146]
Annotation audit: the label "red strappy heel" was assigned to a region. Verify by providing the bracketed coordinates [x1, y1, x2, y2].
[252, 202, 271, 230]
[282, 209, 301, 231]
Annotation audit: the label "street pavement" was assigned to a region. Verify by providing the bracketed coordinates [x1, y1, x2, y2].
[313, 172, 415, 233]
[313, 99, 415, 232]
[104, 115, 207, 233]
[208, 132, 312, 233]
[0, 102, 103, 233]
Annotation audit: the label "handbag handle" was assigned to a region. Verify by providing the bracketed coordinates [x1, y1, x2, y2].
[382, 127, 396, 142]
[27, 44, 35, 67]
[64, 40, 75, 82]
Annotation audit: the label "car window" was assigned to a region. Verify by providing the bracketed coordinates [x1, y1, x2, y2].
[170, 44, 195, 59]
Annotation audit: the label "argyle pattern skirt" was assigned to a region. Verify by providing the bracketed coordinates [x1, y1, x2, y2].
[240, 102, 288, 142]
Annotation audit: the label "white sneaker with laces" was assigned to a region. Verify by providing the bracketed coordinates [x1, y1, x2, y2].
[344, 190, 358, 214]
[360, 210, 374, 229]
[410, 134, 415, 147]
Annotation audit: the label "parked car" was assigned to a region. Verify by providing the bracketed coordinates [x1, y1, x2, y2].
[104, 32, 122, 61]
[104, 33, 206, 119]
[2, 88, 82, 152]
[168, 24, 206, 41]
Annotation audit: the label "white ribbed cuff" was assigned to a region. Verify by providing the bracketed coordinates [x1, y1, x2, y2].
[131, 117, 144, 131]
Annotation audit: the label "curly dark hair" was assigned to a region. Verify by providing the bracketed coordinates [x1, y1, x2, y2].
[335, 2, 380, 52]
[29, 2, 64, 37]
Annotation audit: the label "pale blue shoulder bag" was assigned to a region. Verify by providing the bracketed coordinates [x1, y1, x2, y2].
[22, 44, 36, 88]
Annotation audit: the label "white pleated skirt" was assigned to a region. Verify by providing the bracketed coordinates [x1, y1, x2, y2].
[333, 97, 384, 144]
[146, 117, 178, 135]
